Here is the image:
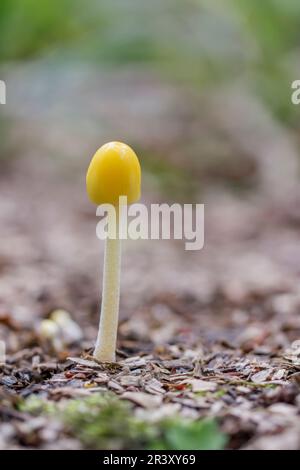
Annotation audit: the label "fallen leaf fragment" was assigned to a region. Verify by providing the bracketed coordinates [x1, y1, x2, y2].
[251, 369, 271, 383]
[121, 391, 163, 409]
[185, 379, 217, 393]
[67, 357, 104, 369]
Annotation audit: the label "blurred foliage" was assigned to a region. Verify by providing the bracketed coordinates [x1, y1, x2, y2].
[0, 0, 299, 126]
[151, 418, 227, 451]
[0, 0, 91, 60]
[0, 0, 300, 173]
[61, 394, 154, 450]
[20, 394, 227, 450]
[233, 0, 300, 122]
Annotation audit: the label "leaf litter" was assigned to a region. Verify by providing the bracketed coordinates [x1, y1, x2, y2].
[1, 169, 300, 449]
[1, 294, 300, 449]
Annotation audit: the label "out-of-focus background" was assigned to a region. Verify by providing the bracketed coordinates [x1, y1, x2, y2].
[1, 0, 300, 343]
[1, 0, 300, 450]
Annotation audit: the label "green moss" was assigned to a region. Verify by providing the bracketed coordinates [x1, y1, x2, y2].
[18, 394, 56, 415]
[214, 389, 227, 398]
[20, 393, 227, 450]
[157, 418, 227, 451]
[62, 394, 156, 450]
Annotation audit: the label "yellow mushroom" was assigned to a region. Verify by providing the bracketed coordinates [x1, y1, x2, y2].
[86, 142, 141, 362]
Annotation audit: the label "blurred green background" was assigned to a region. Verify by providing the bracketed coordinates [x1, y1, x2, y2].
[0, 0, 300, 199]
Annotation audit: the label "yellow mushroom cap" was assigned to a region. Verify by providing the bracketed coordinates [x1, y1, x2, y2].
[86, 141, 141, 205]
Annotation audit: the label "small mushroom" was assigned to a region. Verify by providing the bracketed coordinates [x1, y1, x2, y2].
[38, 310, 83, 351]
[39, 319, 62, 351]
[86, 142, 141, 362]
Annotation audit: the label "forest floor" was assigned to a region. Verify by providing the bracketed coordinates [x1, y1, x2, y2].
[0, 153, 300, 450]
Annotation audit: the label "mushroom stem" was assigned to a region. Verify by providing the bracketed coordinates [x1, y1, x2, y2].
[94, 208, 121, 362]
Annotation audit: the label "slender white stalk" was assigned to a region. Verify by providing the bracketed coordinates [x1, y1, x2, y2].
[94, 209, 121, 362]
